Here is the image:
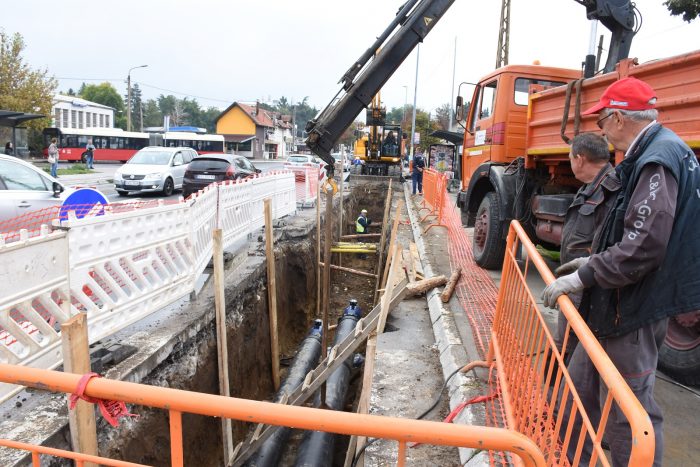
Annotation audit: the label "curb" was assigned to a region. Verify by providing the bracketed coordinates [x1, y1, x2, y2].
[402, 184, 487, 465]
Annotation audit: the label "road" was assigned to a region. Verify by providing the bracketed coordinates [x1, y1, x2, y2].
[53, 159, 286, 202]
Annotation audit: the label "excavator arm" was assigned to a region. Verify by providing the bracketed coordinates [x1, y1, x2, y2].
[305, 0, 456, 176]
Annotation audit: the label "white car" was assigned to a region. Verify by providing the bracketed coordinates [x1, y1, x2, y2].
[284, 154, 326, 168]
[114, 147, 196, 196]
[0, 154, 74, 223]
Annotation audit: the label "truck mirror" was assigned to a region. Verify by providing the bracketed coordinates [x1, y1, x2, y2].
[455, 96, 464, 121]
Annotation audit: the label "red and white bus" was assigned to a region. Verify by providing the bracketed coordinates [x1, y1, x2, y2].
[42, 128, 225, 163]
[43, 127, 149, 163]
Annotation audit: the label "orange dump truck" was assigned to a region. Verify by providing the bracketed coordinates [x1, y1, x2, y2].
[455, 49, 700, 384]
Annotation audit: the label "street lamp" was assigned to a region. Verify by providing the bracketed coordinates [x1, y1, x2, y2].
[402, 85, 408, 140]
[127, 65, 148, 131]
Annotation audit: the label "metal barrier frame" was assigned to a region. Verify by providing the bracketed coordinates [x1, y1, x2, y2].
[464, 220, 655, 466]
[0, 364, 547, 467]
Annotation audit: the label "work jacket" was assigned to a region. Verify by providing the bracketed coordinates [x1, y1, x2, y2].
[560, 163, 621, 265]
[579, 124, 700, 338]
[356, 215, 369, 234]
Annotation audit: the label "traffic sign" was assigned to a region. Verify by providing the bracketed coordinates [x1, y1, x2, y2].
[59, 188, 109, 221]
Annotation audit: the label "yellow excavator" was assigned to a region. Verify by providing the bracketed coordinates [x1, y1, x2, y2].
[352, 91, 404, 176]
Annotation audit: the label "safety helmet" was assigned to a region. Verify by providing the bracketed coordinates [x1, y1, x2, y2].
[361, 209, 368, 214]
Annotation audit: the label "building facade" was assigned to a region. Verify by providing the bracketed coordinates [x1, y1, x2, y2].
[52, 95, 115, 130]
[215, 102, 292, 159]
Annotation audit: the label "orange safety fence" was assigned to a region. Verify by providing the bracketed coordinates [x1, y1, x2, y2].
[0, 439, 148, 467]
[0, 364, 547, 467]
[461, 220, 655, 466]
[417, 168, 447, 232]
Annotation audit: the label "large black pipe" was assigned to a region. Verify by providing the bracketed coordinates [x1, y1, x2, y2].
[295, 301, 362, 467]
[246, 320, 323, 467]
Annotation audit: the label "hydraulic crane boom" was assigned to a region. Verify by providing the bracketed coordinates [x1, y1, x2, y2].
[306, 0, 456, 176]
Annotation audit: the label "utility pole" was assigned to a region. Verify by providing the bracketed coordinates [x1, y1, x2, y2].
[409, 45, 420, 159]
[449, 37, 457, 130]
[495, 0, 510, 68]
[127, 65, 148, 131]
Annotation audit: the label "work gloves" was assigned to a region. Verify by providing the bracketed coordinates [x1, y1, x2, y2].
[541, 271, 584, 308]
[554, 256, 589, 277]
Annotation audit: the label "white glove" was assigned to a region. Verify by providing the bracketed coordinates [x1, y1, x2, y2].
[555, 257, 589, 277]
[541, 272, 584, 308]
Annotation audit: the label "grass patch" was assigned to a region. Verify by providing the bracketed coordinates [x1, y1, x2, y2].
[43, 164, 94, 175]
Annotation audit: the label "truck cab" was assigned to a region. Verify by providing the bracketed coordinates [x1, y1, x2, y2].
[456, 65, 581, 267]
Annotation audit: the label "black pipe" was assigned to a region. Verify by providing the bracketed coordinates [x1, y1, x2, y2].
[246, 320, 323, 467]
[295, 301, 362, 467]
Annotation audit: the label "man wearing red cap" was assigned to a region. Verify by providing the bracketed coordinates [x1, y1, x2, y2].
[542, 77, 700, 465]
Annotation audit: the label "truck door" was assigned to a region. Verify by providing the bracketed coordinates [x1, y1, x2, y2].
[463, 79, 497, 186]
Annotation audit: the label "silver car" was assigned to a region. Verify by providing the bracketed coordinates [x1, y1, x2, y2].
[114, 147, 196, 196]
[0, 154, 72, 223]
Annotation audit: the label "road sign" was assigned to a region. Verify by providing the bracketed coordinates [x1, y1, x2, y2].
[59, 188, 109, 221]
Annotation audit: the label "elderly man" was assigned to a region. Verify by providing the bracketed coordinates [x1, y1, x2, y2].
[554, 132, 620, 358]
[542, 77, 700, 466]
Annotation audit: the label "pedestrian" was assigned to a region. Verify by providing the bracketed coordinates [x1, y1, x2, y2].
[356, 209, 371, 259]
[542, 77, 700, 466]
[85, 139, 96, 169]
[48, 137, 59, 178]
[4, 142, 12, 156]
[553, 132, 621, 361]
[411, 151, 425, 195]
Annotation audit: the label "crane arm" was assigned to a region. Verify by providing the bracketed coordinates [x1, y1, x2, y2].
[306, 0, 456, 175]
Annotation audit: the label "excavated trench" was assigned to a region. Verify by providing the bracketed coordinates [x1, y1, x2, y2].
[88, 178, 395, 467]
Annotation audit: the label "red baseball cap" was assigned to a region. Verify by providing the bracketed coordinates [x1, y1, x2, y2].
[582, 77, 657, 115]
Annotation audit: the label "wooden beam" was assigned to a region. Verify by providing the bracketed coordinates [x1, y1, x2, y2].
[316, 179, 321, 320]
[321, 185, 334, 407]
[264, 199, 280, 391]
[61, 313, 98, 467]
[440, 267, 462, 303]
[340, 233, 382, 240]
[406, 275, 448, 297]
[378, 244, 403, 334]
[213, 229, 234, 465]
[319, 262, 378, 278]
[378, 200, 404, 301]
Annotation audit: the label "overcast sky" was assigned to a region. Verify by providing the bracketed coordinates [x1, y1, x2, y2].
[4, 0, 699, 117]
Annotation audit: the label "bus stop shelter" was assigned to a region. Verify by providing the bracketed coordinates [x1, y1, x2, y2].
[0, 110, 45, 158]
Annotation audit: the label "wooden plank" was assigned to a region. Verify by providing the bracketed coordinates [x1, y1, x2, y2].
[372, 181, 393, 305]
[321, 186, 334, 407]
[403, 249, 416, 282]
[61, 313, 98, 467]
[352, 335, 377, 467]
[378, 244, 403, 334]
[409, 242, 424, 279]
[213, 229, 234, 465]
[377, 199, 404, 304]
[264, 199, 280, 391]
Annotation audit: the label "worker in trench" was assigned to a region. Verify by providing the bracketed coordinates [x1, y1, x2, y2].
[356, 209, 371, 259]
[542, 77, 700, 466]
[554, 132, 621, 362]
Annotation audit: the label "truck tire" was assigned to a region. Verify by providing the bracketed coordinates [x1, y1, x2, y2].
[473, 192, 506, 270]
[658, 311, 700, 386]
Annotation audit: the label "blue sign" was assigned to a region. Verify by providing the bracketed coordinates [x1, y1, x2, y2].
[59, 188, 109, 221]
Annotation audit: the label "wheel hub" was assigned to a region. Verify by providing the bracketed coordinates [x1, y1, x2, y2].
[474, 210, 489, 249]
[665, 311, 700, 351]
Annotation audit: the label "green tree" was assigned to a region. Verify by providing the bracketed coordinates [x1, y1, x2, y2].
[125, 82, 144, 131]
[0, 31, 57, 132]
[434, 103, 452, 131]
[664, 0, 700, 21]
[80, 82, 126, 129]
[142, 99, 162, 128]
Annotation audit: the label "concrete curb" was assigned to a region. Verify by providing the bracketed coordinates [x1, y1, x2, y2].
[402, 184, 487, 465]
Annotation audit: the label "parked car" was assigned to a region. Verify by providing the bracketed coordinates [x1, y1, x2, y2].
[182, 154, 261, 198]
[114, 147, 195, 197]
[0, 154, 73, 223]
[284, 154, 326, 168]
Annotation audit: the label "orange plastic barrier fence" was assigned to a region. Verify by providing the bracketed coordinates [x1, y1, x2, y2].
[418, 168, 447, 232]
[0, 438, 148, 467]
[0, 364, 547, 467]
[464, 220, 654, 466]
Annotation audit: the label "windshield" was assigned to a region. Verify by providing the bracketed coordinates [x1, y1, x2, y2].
[288, 156, 311, 163]
[129, 150, 172, 165]
[189, 159, 230, 171]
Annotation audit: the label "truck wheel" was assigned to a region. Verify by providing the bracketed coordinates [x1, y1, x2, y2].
[473, 192, 506, 270]
[658, 311, 700, 386]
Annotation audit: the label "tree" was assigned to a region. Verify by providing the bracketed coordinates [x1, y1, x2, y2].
[80, 82, 126, 129]
[142, 99, 162, 128]
[664, 0, 700, 21]
[434, 103, 452, 131]
[125, 82, 144, 131]
[0, 31, 57, 132]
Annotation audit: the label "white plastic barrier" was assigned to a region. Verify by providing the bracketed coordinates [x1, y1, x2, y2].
[291, 166, 320, 207]
[0, 171, 296, 403]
